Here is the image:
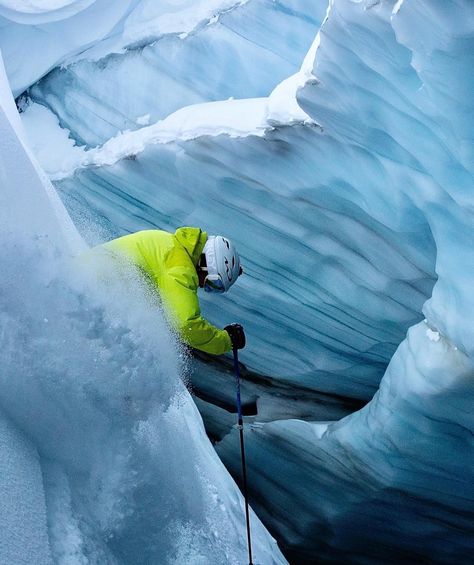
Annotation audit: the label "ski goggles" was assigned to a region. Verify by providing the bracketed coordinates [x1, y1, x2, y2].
[203, 274, 226, 293]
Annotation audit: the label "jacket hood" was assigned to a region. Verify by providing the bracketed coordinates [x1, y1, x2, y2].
[174, 227, 208, 265]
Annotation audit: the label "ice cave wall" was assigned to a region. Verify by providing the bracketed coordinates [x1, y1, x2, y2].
[27, 0, 326, 146]
[43, 0, 442, 400]
[4, 0, 474, 563]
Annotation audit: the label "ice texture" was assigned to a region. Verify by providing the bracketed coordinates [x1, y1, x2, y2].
[0, 53, 285, 565]
[5, 0, 474, 562]
[0, 53, 82, 250]
[52, 88, 438, 402]
[0, 413, 52, 564]
[28, 0, 325, 146]
[2, 1, 273, 96]
[218, 322, 474, 563]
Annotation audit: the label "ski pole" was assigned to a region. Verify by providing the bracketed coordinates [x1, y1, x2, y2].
[232, 348, 253, 565]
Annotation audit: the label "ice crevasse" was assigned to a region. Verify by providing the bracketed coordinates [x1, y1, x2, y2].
[0, 37, 286, 565]
[1, 0, 474, 563]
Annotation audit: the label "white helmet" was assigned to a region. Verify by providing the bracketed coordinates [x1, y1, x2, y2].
[202, 235, 242, 293]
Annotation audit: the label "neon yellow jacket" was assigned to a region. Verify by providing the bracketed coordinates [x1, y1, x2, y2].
[100, 227, 232, 355]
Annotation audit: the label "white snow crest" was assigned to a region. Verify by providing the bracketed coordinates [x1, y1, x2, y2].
[23, 97, 270, 177]
[392, 0, 404, 16]
[266, 73, 317, 127]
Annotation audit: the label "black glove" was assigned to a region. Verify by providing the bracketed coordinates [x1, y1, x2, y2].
[224, 323, 246, 350]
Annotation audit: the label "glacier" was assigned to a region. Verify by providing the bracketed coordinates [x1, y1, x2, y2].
[2, 0, 474, 563]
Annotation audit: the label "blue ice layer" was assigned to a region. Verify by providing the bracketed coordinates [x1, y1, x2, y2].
[29, 0, 326, 146]
[57, 121, 437, 400]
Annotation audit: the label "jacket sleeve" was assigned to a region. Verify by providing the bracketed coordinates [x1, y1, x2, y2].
[158, 265, 232, 355]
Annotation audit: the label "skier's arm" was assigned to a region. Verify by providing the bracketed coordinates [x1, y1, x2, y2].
[159, 267, 232, 355]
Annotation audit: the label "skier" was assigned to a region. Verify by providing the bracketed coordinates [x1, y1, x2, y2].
[96, 227, 246, 354]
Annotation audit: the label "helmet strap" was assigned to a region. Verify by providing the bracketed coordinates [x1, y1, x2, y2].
[198, 253, 207, 268]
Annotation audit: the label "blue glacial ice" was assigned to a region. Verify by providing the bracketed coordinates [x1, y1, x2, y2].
[2, 0, 273, 97]
[27, 0, 326, 146]
[0, 50, 285, 564]
[3, 0, 474, 562]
